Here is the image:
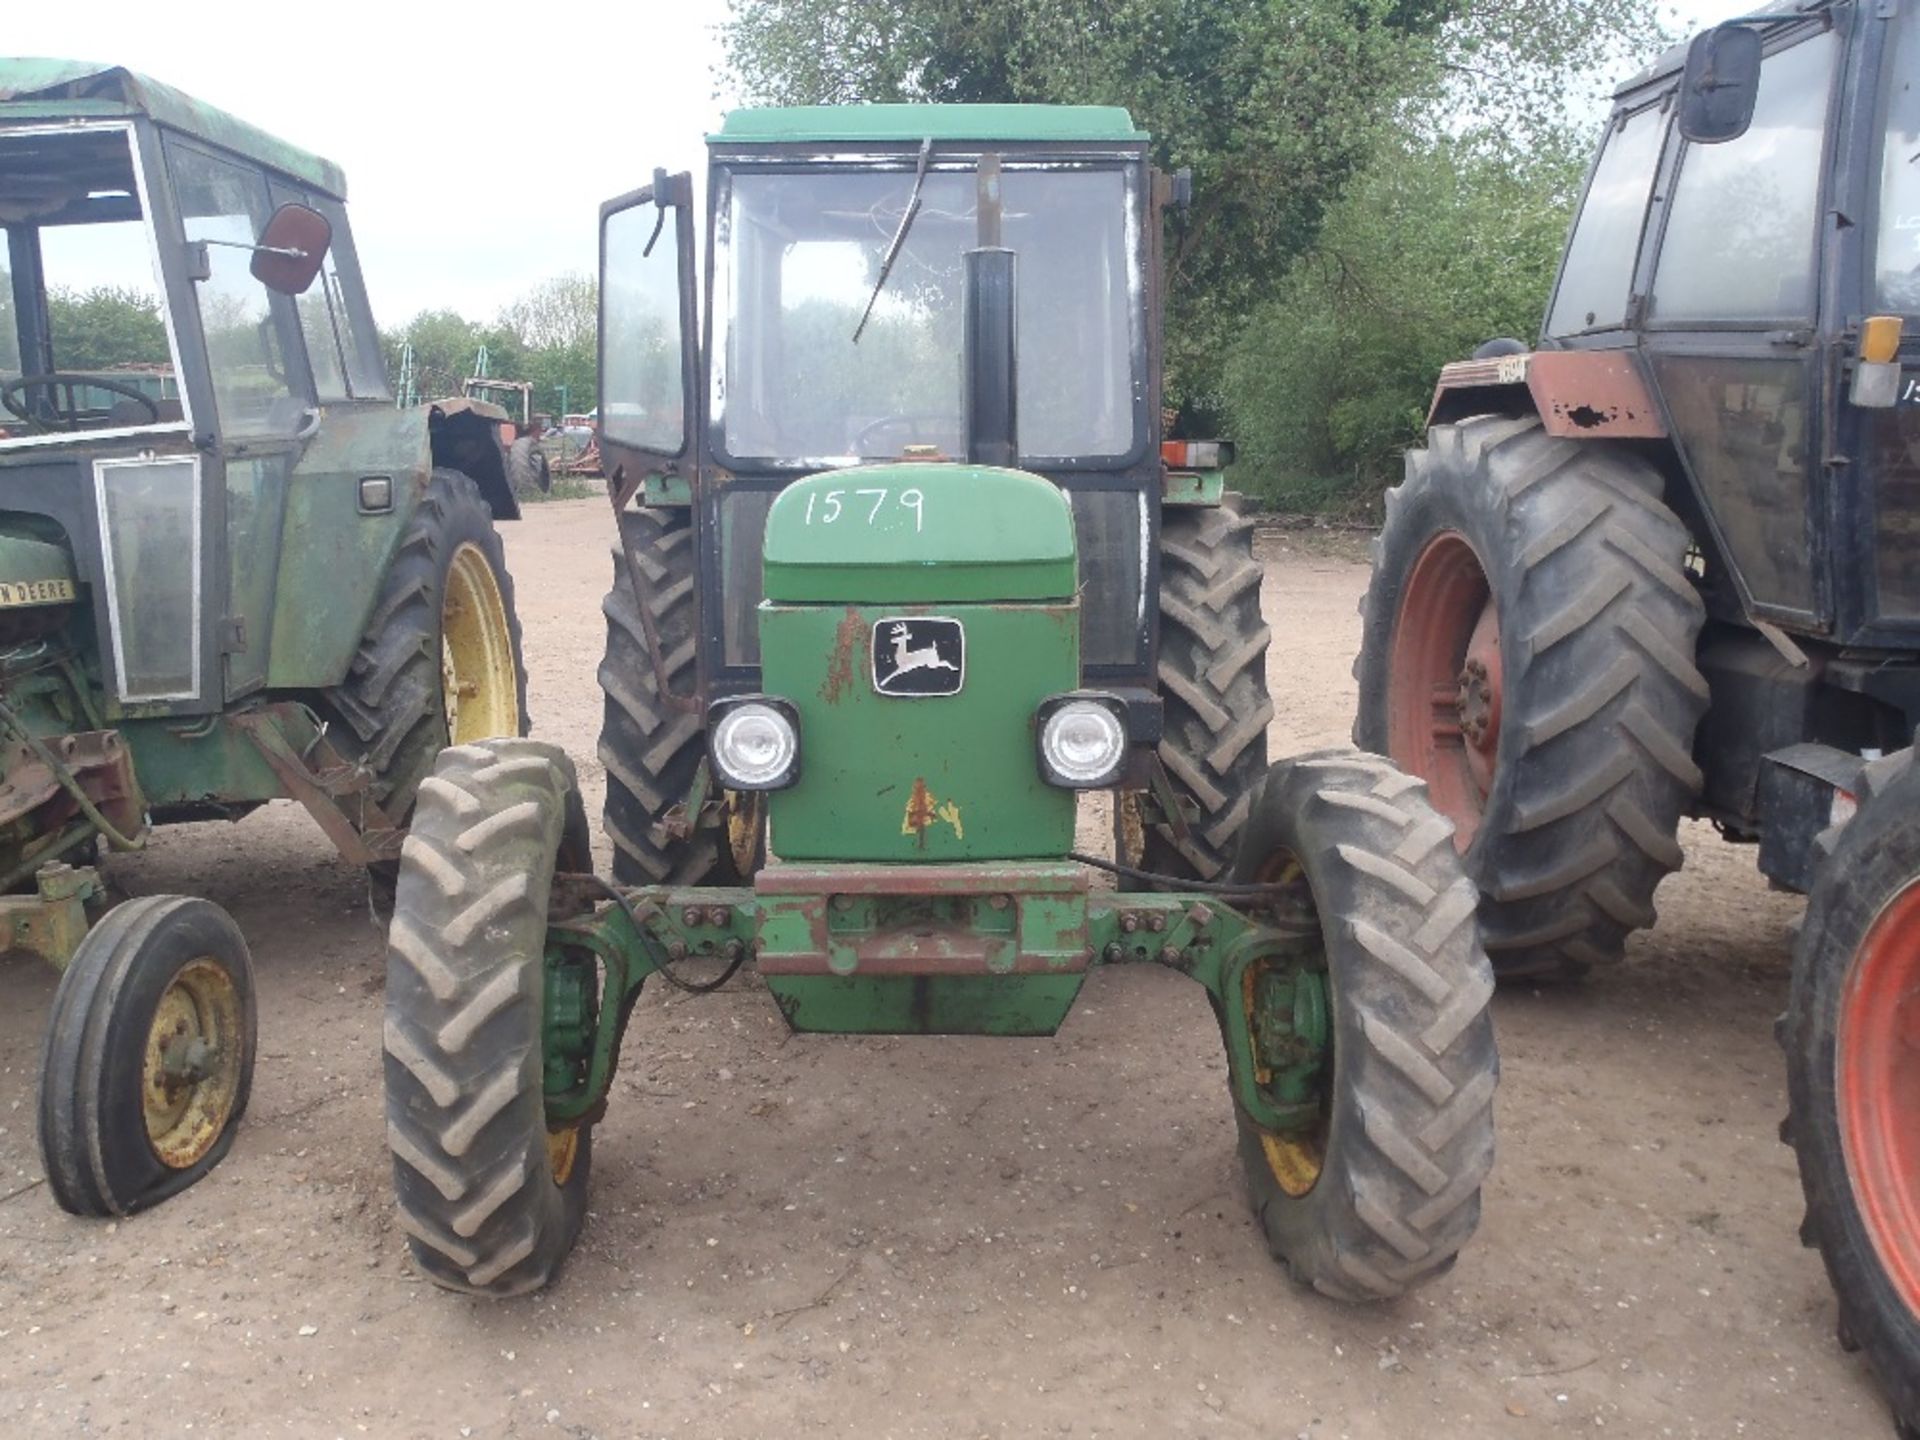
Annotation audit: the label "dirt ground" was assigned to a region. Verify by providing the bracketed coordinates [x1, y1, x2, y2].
[0, 499, 1893, 1438]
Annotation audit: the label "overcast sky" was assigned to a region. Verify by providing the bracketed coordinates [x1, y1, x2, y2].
[10, 0, 1748, 327]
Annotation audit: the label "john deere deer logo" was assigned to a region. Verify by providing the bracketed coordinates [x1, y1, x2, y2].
[871, 617, 965, 697]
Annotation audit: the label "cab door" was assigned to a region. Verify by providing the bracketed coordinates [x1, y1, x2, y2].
[1853, 6, 1920, 643]
[1638, 19, 1842, 635]
[597, 171, 700, 501]
[164, 136, 320, 705]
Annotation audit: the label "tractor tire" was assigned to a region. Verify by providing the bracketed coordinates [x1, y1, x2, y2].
[1224, 749, 1497, 1300]
[317, 468, 528, 896]
[1355, 417, 1707, 982]
[599, 506, 760, 886]
[1781, 747, 1920, 1432]
[384, 738, 593, 1296]
[38, 896, 257, 1217]
[507, 436, 551, 499]
[1141, 500, 1273, 881]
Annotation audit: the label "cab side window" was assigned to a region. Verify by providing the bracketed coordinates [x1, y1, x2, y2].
[1547, 104, 1667, 337]
[1650, 32, 1837, 323]
[170, 143, 305, 435]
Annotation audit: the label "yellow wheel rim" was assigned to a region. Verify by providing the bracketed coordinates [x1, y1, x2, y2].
[1246, 850, 1327, 1198]
[546, 1125, 582, 1187]
[441, 542, 520, 743]
[727, 792, 764, 876]
[141, 957, 244, 1170]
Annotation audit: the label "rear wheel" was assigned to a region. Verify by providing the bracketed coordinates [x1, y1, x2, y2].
[1222, 749, 1497, 1299]
[1783, 749, 1920, 1431]
[384, 739, 592, 1295]
[38, 896, 257, 1216]
[507, 436, 551, 498]
[1139, 501, 1272, 880]
[598, 506, 761, 885]
[1355, 417, 1707, 981]
[319, 467, 528, 822]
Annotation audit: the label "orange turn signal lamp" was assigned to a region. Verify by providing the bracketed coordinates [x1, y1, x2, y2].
[1861, 315, 1905, 366]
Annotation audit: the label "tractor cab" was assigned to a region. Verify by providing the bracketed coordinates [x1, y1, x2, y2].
[599, 106, 1162, 695]
[1532, 1, 1917, 647]
[0, 61, 393, 714]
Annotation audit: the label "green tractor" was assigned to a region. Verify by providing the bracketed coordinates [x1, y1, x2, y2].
[0, 63, 529, 1216]
[1350, 4, 1920, 1428]
[380, 105, 1500, 1299]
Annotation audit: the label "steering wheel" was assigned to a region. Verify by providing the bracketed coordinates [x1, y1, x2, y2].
[855, 412, 961, 457]
[1, 373, 161, 432]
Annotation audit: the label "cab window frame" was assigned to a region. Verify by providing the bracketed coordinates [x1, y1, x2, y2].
[0, 119, 197, 453]
[162, 132, 318, 441]
[1542, 98, 1674, 341]
[1642, 20, 1843, 332]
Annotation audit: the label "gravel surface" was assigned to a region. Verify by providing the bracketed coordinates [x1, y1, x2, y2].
[0, 499, 1890, 1438]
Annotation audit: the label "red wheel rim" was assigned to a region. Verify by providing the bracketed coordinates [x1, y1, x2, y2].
[1384, 532, 1500, 849]
[1838, 880, 1920, 1314]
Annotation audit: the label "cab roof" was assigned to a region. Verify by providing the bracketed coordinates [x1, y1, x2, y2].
[712, 103, 1147, 146]
[0, 59, 347, 197]
[1612, 0, 1828, 98]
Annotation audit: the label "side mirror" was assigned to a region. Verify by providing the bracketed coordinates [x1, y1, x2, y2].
[249, 203, 333, 295]
[1678, 24, 1763, 145]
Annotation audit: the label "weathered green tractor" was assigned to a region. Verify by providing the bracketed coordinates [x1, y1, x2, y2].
[382, 105, 1499, 1298]
[1, 63, 529, 1215]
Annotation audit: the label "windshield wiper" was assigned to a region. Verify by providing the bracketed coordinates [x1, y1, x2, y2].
[852, 137, 934, 343]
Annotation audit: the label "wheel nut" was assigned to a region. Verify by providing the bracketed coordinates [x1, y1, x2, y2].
[723, 939, 744, 960]
[1148, 913, 1167, 933]
[682, 905, 703, 927]
[1120, 913, 1139, 933]
[707, 905, 731, 926]
[667, 940, 689, 961]
[1159, 945, 1181, 964]
[1103, 943, 1124, 962]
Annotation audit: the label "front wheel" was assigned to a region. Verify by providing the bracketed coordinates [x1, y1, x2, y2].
[1223, 749, 1497, 1300]
[384, 739, 592, 1295]
[1783, 749, 1920, 1431]
[38, 896, 257, 1216]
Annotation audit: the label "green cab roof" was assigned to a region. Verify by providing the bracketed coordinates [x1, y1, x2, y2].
[0, 59, 347, 197]
[713, 103, 1146, 146]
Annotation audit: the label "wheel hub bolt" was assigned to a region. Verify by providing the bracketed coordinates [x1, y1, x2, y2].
[1456, 658, 1494, 743]
[682, 905, 704, 927]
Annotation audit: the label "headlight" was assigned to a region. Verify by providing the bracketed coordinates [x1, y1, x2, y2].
[708, 696, 801, 790]
[1037, 694, 1128, 788]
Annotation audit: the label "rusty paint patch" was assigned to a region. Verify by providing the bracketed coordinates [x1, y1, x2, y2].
[1427, 348, 1667, 439]
[820, 606, 866, 704]
[900, 780, 964, 847]
[903, 778, 937, 845]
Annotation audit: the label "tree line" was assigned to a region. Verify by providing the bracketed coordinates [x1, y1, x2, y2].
[723, 0, 1669, 514]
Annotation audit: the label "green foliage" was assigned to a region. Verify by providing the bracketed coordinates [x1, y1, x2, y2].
[384, 273, 597, 421]
[1220, 130, 1583, 513]
[720, 0, 1668, 420]
[44, 286, 170, 371]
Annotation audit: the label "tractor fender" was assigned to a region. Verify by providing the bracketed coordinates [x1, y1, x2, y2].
[427, 398, 522, 522]
[1427, 349, 1667, 439]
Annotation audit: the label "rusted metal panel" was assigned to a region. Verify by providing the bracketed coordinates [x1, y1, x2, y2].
[753, 862, 1089, 980]
[233, 705, 403, 866]
[1427, 350, 1667, 438]
[1526, 350, 1666, 438]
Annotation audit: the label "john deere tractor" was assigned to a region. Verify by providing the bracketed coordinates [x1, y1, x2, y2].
[1350, 4, 1920, 1427]
[0, 63, 529, 1217]
[380, 105, 1500, 1299]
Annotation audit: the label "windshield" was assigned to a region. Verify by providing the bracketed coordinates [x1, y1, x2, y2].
[1878, 11, 1920, 311]
[716, 160, 1141, 465]
[0, 125, 185, 446]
